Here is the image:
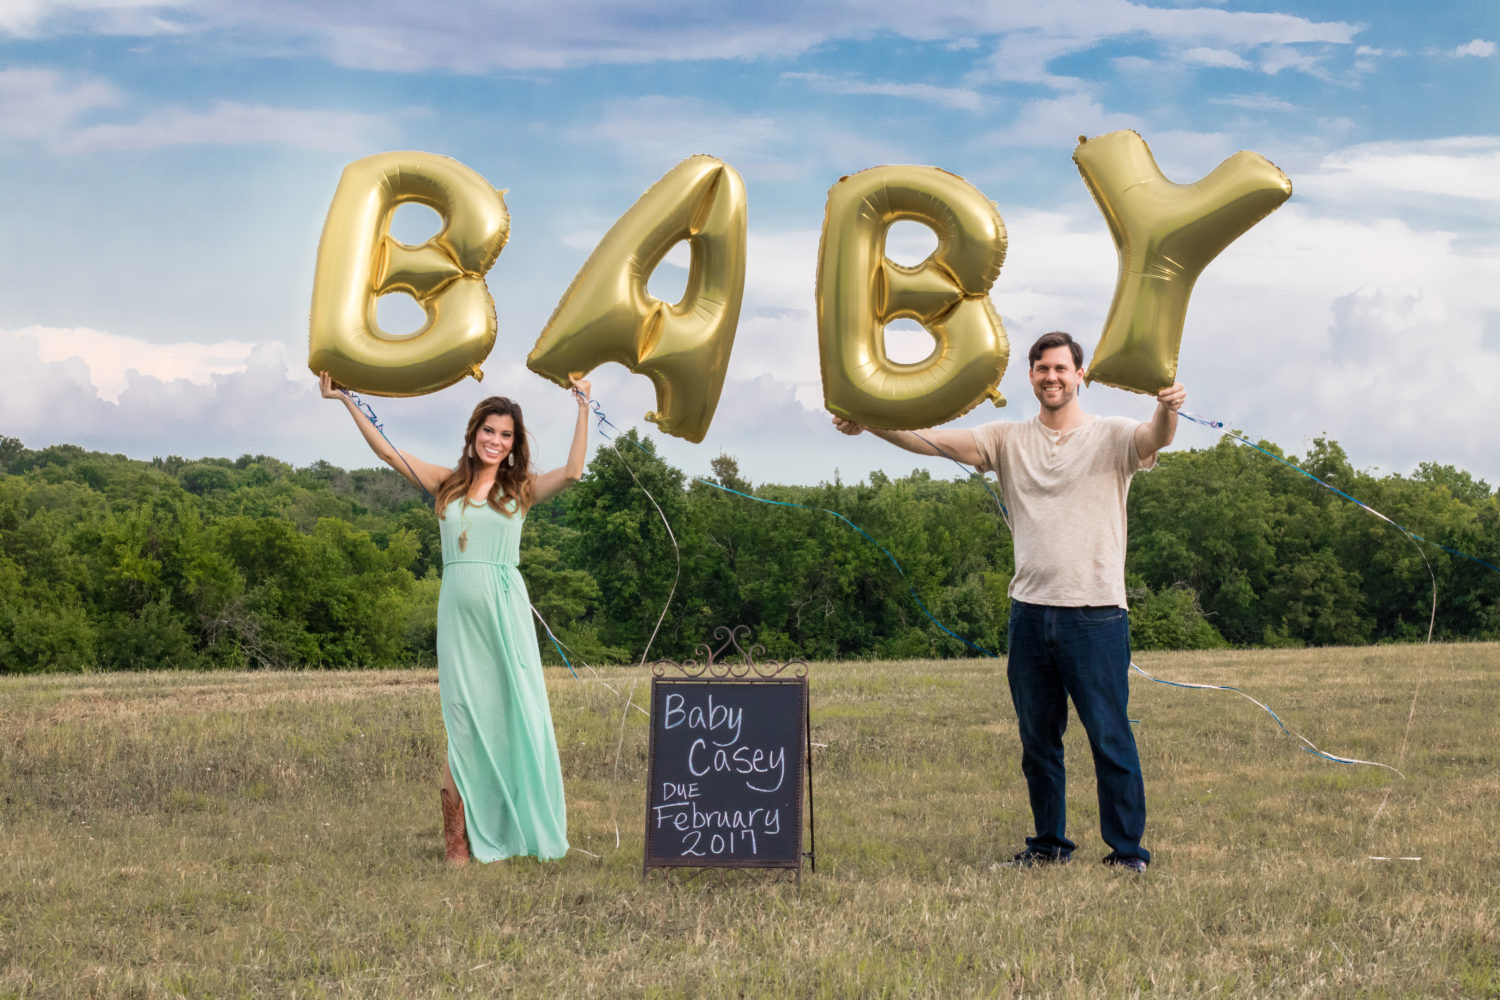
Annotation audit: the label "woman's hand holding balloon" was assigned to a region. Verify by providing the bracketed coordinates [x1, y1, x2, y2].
[318, 370, 346, 401]
[568, 374, 592, 409]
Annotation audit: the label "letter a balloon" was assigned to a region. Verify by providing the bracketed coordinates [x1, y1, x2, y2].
[527, 155, 747, 444]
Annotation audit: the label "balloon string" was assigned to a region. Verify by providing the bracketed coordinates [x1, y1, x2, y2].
[1178, 408, 1440, 846]
[532, 603, 649, 855]
[1177, 410, 1500, 574]
[1127, 661, 1403, 776]
[338, 389, 435, 502]
[599, 430, 682, 668]
[911, 430, 1010, 524]
[585, 399, 999, 659]
[530, 605, 579, 679]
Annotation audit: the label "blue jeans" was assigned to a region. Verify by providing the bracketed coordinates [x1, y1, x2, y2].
[1006, 600, 1149, 863]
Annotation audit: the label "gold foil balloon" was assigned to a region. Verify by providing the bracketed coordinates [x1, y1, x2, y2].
[308, 151, 510, 396]
[817, 165, 1009, 430]
[527, 155, 747, 444]
[1075, 130, 1292, 395]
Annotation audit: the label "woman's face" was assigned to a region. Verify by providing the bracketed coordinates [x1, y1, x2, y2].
[472, 413, 516, 469]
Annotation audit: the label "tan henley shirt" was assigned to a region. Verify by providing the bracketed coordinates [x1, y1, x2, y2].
[969, 414, 1152, 609]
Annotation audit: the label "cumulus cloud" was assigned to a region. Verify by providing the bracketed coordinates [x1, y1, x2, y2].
[0, 327, 571, 472]
[1, 330, 314, 461]
[20, 326, 259, 402]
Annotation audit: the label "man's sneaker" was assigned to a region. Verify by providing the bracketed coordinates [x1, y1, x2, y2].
[996, 848, 1072, 869]
[1102, 856, 1148, 873]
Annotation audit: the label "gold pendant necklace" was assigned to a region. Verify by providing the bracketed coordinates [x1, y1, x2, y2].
[453, 491, 489, 554]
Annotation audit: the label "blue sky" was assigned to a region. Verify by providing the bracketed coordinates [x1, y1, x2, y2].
[2, 1, 1496, 488]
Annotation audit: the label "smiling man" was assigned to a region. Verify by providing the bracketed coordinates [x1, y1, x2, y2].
[832, 331, 1185, 872]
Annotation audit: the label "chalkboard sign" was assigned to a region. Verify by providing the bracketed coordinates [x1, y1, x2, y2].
[644, 675, 810, 877]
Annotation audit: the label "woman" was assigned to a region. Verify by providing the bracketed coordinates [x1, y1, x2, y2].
[321, 370, 591, 863]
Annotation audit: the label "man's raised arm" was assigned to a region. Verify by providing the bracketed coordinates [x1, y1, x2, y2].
[831, 416, 985, 467]
[1134, 382, 1186, 465]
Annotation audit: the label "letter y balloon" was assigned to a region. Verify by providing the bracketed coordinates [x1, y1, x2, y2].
[1074, 130, 1291, 396]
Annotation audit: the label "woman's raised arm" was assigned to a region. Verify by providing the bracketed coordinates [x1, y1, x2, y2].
[532, 375, 592, 505]
[319, 371, 450, 494]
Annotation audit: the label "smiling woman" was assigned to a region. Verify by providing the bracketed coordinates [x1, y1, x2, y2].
[319, 368, 593, 864]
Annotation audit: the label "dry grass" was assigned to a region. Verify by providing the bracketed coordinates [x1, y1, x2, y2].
[2, 643, 1497, 998]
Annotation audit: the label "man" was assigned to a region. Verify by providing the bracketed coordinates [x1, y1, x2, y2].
[832, 331, 1185, 872]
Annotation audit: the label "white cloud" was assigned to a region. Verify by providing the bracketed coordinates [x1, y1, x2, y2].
[0, 0, 189, 38]
[782, 72, 985, 112]
[1299, 136, 1500, 205]
[0, 68, 120, 140]
[1109, 55, 1156, 73]
[1213, 93, 1300, 113]
[569, 96, 787, 173]
[0, 67, 394, 153]
[1452, 39, 1495, 58]
[57, 100, 394, 153]
[1181, 46, 1252, 69]
[562, 97, 926, 186]
[983, 94, 1145, 149]
[1258, 43, 1331, 77]
[3, 1, 1361, 77]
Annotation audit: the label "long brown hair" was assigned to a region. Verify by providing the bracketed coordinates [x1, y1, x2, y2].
[433, 396, 535, 517]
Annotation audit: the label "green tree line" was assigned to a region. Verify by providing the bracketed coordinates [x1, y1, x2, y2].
[1, 431, 1496, 674]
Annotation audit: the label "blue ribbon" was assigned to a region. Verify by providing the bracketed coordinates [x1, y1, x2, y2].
[339, 389, 434, 502]
[1178, 410, 1499, 575]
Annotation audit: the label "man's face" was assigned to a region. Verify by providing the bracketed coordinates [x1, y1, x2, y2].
[1029, 345, 1083, 411]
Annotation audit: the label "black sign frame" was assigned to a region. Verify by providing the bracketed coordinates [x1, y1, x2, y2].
[643, 626, 815, 883]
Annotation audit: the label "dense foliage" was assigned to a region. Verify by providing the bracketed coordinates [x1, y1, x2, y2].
[1, 431, 1496, 673]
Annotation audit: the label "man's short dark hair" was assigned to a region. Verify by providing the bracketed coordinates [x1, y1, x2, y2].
[1028, 331, 1084, 369]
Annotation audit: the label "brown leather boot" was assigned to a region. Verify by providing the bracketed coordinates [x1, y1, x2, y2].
[440, 787, 470, 864]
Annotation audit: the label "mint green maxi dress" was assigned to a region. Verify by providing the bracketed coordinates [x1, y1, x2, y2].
[437, 497, 568, 861]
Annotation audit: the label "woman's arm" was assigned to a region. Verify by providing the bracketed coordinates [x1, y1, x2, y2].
[319, 371, 450, 493]
[532, 375, 592, 505]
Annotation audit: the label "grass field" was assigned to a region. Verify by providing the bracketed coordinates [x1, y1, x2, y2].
[3, 643, 1497, 998]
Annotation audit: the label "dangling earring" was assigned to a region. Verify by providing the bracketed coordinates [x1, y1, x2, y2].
[466, 444, 473, 459]
[506, 451, 515, 467]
